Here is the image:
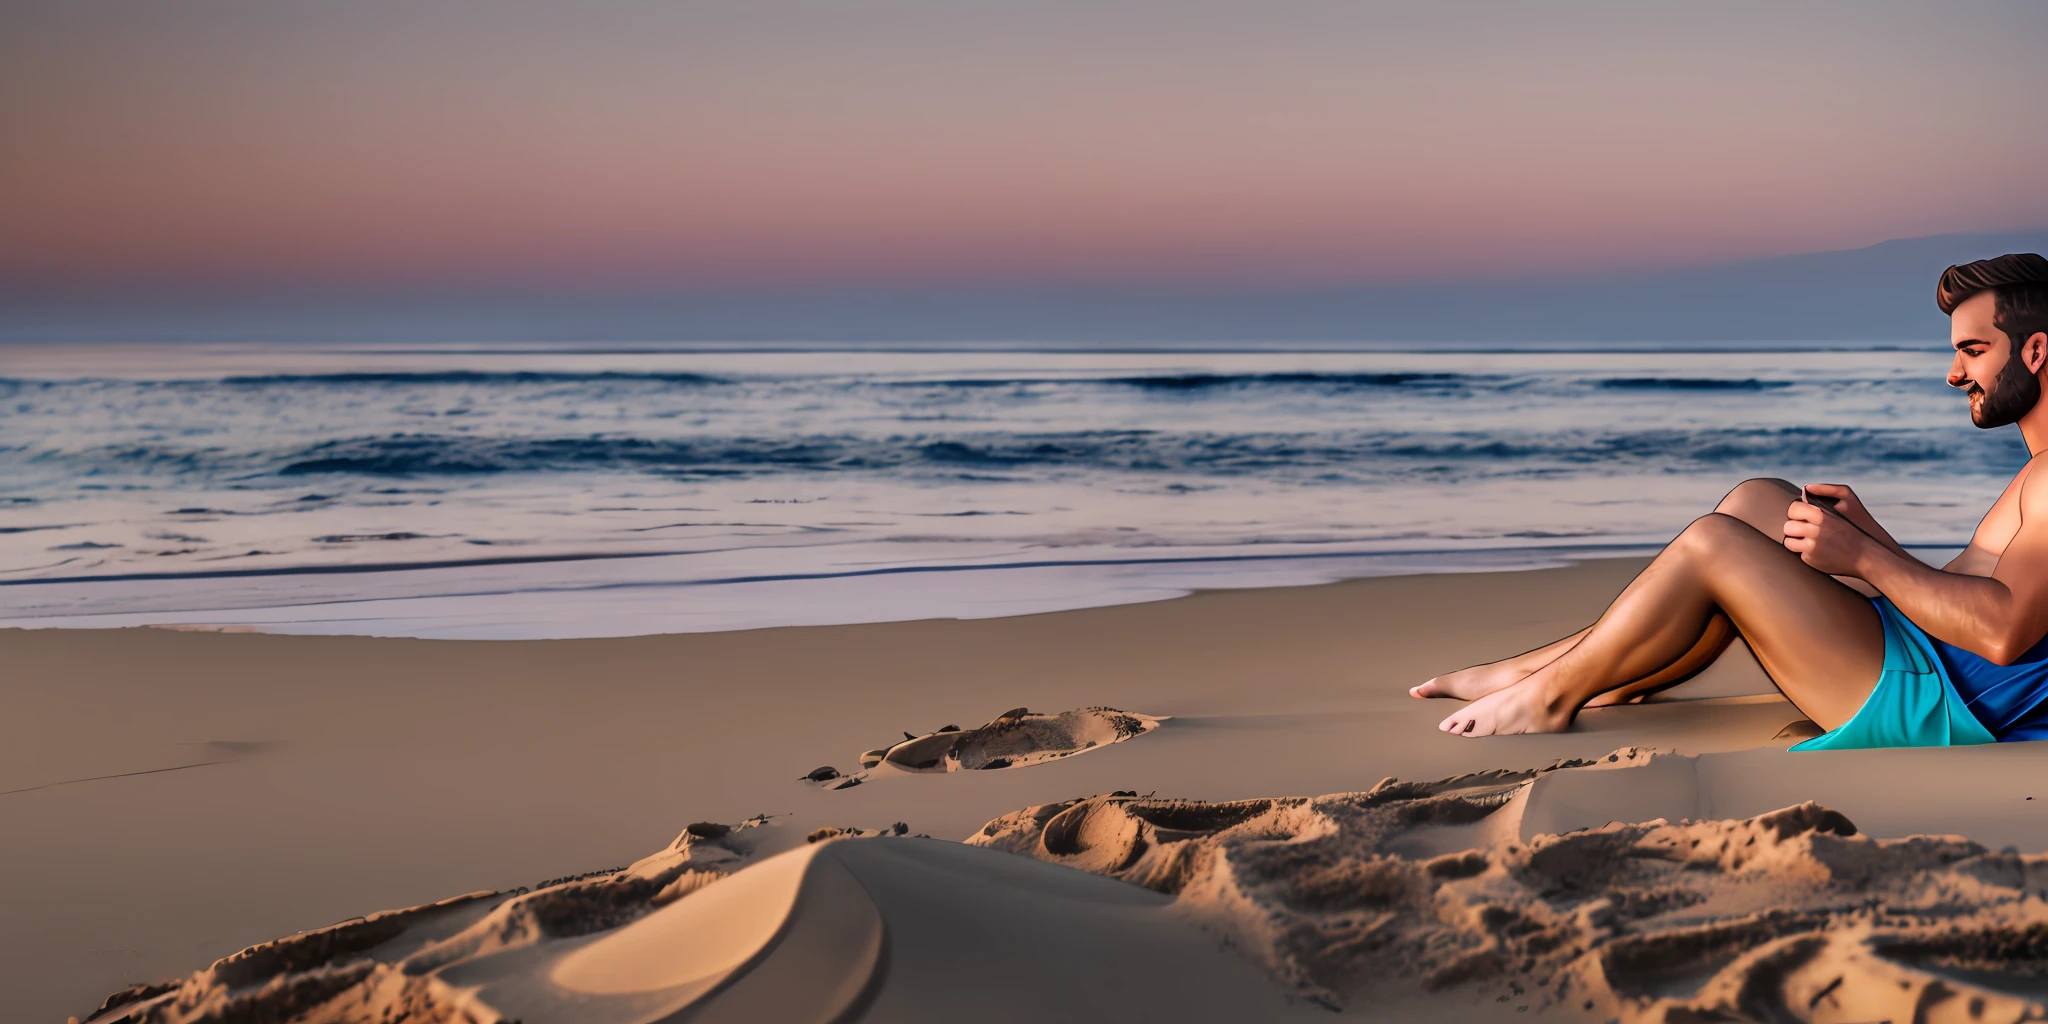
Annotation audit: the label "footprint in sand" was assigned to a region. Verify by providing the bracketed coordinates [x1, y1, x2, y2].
[808, 707, 1164, 784]
[968, 754, 2048, 1021]
[799, 765, 867, 791]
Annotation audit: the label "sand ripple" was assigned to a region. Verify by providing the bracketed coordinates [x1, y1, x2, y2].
[967, 747, 2048, 1020]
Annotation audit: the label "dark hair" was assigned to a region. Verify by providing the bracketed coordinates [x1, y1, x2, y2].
[1938, 253, 2048, 350]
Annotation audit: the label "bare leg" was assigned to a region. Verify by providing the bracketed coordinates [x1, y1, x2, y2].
[1417, 614, 1735, 708]
[1438, 512, 1883, 736]
[1413, 478, 1801, 700]
[1577, 479, 1802, 704]
[1582, 614, 1737, 707]
[1410, 628, 1589, 700]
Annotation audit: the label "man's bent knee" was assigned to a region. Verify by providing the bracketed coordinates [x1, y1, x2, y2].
[1673, 512, 1762, 557]
[1714, 478, 1798, 538]
[1717, 477, 1796, 511]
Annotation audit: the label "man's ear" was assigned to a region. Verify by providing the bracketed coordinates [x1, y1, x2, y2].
[2031, 332, 2048, 375]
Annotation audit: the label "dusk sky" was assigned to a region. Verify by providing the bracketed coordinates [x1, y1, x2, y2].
[4, 0, 2046, 297]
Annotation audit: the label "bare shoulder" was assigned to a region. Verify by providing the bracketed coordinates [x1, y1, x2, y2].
[1958, 457, 2043, 572]
[2019, 454, 2048, 516]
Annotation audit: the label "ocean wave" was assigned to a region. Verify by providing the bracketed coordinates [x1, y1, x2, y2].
[189, 370, 1820, 394]
[1107, 371, 1475, 390]
[868, 372, 1488, 394]
[274, 434, 895, 477]
[28, 424, 2019, 485]
[0, 371, 731, 391]
[215, 370, 727, 386]
[1595, 377, 1794, 391]
[0, 370, 1911, 406]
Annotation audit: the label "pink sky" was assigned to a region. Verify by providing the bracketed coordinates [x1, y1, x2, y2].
[3, 1, 2045, 293]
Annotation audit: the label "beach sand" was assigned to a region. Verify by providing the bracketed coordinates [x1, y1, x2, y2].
[12, 558, 2048, 1022]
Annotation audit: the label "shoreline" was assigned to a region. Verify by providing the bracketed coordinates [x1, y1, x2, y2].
[0, 542, 1970, 640]
[0, 541, 1665, 639]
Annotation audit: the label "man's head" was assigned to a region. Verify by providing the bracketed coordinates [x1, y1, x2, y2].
[1941, 253, 2048, 429]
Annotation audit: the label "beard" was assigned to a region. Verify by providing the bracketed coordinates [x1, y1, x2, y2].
[1970, 348, 2042, 428]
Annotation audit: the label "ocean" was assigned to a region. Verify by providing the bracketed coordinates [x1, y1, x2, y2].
[0, 342, 2019, 639]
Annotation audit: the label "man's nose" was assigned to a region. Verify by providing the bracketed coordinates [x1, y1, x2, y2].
[1948, 360, 1969, 388]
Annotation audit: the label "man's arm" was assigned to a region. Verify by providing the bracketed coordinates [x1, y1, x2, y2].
[1941, 538, 2005, 577]
[1830, 467, 2048, 664]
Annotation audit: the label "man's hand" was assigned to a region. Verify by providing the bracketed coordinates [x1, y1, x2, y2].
[1799, 482, 1910, 559]
[1783, 498, 1876, 576]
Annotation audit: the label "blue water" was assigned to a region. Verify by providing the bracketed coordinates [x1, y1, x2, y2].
[0, 344, 2023, 637]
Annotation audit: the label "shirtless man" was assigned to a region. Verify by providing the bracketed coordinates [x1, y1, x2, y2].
[1413, 253, 2048, 746]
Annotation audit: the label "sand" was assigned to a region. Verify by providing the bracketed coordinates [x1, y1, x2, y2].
[13, 557, 2048, 1022]
[972, 751, 2048, 1020]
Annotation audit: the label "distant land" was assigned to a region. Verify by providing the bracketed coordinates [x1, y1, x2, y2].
[4, 228, 2045, 347]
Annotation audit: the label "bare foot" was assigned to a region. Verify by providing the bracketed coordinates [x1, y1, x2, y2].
[1436, 676, 1575, 737]
[1411, 656, 1545, 701]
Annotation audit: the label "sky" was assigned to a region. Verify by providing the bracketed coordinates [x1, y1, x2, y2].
[3, 0, 2047, 299]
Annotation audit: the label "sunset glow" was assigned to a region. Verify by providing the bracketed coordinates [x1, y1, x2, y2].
[4, 1, 2045, 294]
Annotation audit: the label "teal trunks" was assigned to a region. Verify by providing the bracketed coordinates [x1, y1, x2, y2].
[1789, 597, 1997, 752]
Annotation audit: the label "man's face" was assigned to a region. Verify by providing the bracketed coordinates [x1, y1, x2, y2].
[1948, 289, 2040, 429]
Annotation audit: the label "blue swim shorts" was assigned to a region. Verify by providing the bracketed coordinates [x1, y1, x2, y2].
[1788, 598, 1996, 751]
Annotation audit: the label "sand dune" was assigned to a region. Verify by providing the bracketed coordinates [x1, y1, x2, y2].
[84, 823, 1318, 1023]
[82, 818, 765, 1024]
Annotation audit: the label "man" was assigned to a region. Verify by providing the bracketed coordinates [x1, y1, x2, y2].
[1412, 253, 2048, 745]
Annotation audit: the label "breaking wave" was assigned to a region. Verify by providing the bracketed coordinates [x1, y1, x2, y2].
[32, 424, 2014, 485]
